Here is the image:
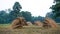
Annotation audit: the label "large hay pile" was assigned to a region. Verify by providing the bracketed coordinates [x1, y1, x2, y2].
[43, 17, 58, 28]
[11, 17, 28, 29]
[11, 17, 58, 29]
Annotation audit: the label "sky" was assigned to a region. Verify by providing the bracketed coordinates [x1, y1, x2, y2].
[0, 0, 54, 17]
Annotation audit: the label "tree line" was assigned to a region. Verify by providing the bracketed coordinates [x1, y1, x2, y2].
[0, 2, 44, 24]
[0, 0, 60, 24]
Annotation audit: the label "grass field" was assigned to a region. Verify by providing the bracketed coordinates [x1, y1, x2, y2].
[0, 24, 60, 34]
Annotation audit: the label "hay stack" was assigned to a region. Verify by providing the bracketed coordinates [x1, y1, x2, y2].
[11, 17, 28, 29]
[34, 21, 43, 27]
[26, 21, 33, 26]
[44, 17, 58, 28]
[18, 17, 28, 26]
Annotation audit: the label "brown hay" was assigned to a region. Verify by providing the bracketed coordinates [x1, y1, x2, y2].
[11, 18, 22, 29]
[11, 17, 28, 29]
[18, 17, 28, 26]
[26, 21, 33, 26]
[34, 21, 43, 27]
[44, 17, 58, 28]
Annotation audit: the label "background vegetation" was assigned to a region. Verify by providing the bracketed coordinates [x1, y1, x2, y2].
[0, 0, 60, 24]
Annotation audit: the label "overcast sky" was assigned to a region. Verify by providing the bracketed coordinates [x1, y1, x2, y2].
[0, 0, 54, 17]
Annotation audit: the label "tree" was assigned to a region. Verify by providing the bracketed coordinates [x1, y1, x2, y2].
[21, 11, 32, 21]
[50, 0, 60, 23]
[50, 0, 60, 18]
[54, 0, 60, 3]
[46, 12, 54, 19]
[8, 2, 22, 23]
[13, 2, 22, 17]
[31, 16, 44, 23]
[0, 10, 9, 24]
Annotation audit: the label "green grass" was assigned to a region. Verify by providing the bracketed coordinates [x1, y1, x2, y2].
[0, 24, 43, 29]
[0, 24, 11, 28]
[0, 24, 60, 34]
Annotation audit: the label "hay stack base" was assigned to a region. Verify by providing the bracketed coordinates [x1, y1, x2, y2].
[11, 17, 28, 29]
[43, 17, 58, 28]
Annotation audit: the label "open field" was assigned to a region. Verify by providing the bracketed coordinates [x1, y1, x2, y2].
[0, 24, 60, 34]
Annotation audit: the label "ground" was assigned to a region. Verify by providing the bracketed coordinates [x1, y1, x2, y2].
[0, 24, 60, 34]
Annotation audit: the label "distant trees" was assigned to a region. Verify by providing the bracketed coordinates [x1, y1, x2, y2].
[8, 2, 22, 23]
[46, 12, 60, 23]
[0, 10, 9, 24]
[50, 0, 60, 18]
[21, 11, 32, 21]
[0, 2, 45, 24]
[50, 0, 60, 23]
[0, 2, 22, 24]
[46, 12, 54, 18]
[12, 2, 22, 17]
[0, 2, 31, 24]
[31, 16, 44, 23]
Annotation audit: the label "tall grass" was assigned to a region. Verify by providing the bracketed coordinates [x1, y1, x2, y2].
[0, 24, 60, 34]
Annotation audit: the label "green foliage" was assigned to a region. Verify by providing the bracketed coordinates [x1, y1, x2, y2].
[46, 12, 55, 19]
[0, 10, 9, 24]
[54, 0, 60, 3]
[31, 16, 44, 23]
[13, 2, 22, 17]
[13, 2, 22, 11]
[0, 2, 45, 24]
[0, 2, 22, 24]
[21, 11, 32, 21]
[50, 0, 60, 18]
